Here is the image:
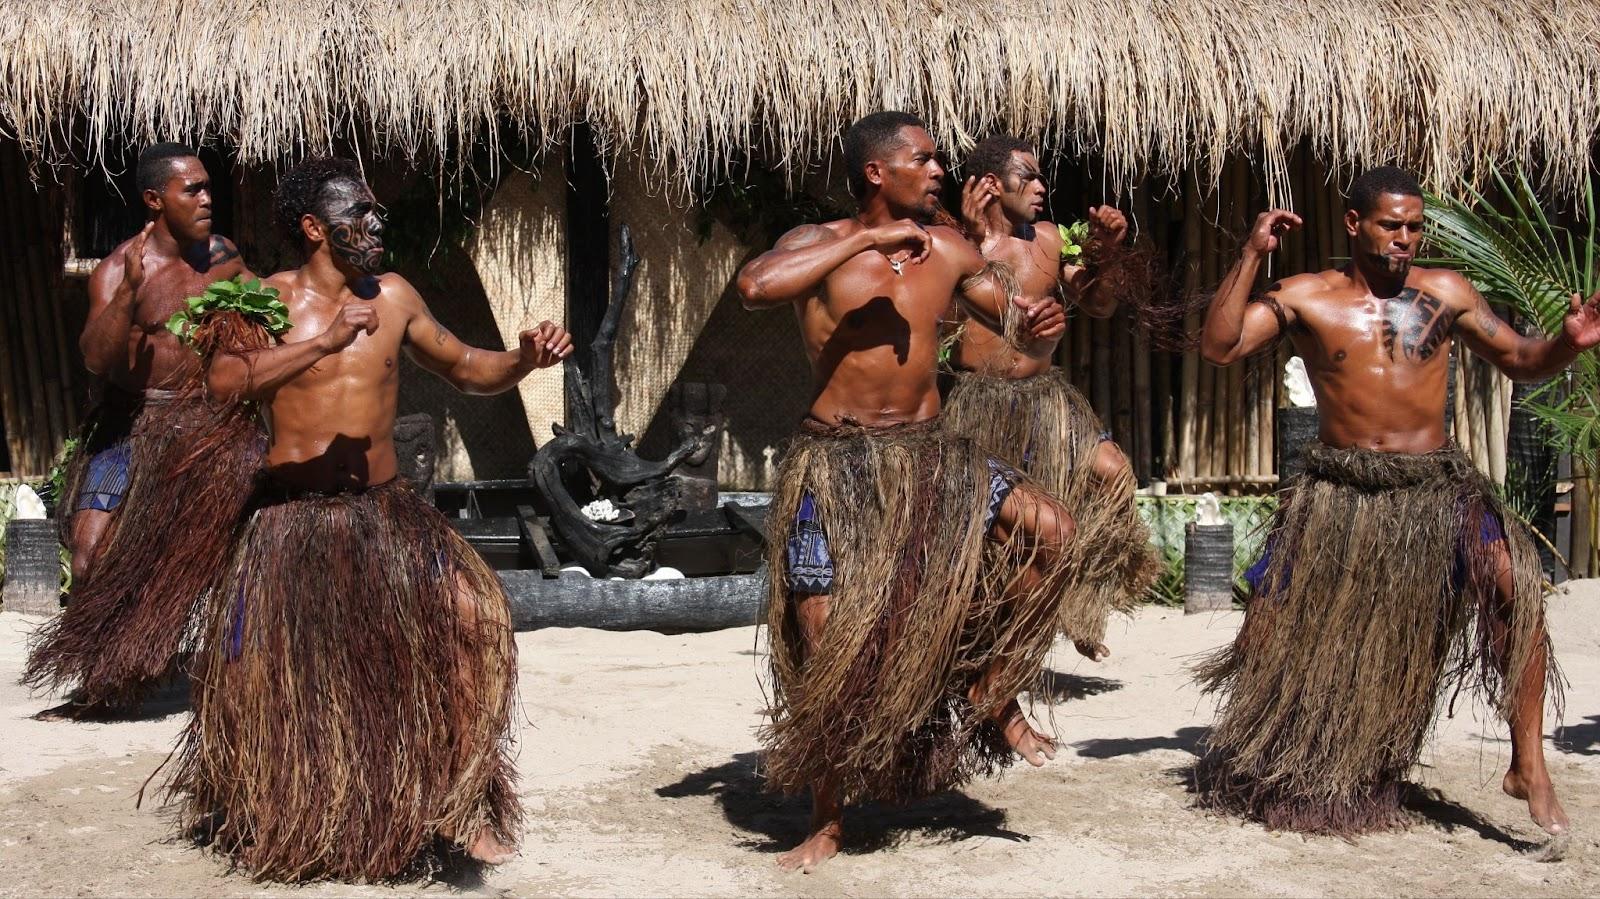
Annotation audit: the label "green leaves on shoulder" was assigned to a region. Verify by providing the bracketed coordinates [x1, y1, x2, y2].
[1058, 220, 1090, 265]
[165, 276, 293, 345]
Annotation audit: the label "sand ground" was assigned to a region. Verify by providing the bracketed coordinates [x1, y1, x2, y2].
[2, 583, 1599, 897]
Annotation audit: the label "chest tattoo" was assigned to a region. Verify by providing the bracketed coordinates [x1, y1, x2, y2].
[1382, 288, 1453, 361]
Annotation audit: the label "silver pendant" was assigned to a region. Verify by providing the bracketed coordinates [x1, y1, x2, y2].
[889, 258, 903, 275]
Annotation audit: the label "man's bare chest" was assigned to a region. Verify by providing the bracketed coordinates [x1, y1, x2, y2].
[988, 235, 1059, 297]
[134, 264, 223, 328]
[1294, 287, 1457, 367]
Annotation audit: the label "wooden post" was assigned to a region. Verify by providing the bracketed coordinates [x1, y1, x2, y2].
[0, 150, 31, 473]
[564, 124, 611, 429]
[1179, 173, 1203, 481]
[1573, 462, 1593, 578]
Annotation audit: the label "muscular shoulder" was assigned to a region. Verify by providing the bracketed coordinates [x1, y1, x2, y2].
[775, 220, 850, 249]
[1408, 266, 1476, 309]
[1261, 271, 1334, 308]
[928, 224, 983, 271]
[1032, 219, 1065, 253]
[88, 238, 131, 282]
[206, 234, 243, 268]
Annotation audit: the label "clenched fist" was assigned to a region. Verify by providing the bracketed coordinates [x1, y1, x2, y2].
[518, 321, 574, 369]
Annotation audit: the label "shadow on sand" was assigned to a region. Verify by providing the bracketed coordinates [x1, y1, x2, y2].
[656, 752, 1030, 855]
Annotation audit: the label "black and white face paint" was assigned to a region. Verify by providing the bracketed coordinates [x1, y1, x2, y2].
[316, 177, 385, 275]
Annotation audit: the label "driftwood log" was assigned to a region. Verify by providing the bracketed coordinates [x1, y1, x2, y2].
[500, 570, 765, 631]
[530, 224, 712, 577]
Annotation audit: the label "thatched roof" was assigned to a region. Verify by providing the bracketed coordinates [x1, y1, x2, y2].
[4, 1, 1599, 200]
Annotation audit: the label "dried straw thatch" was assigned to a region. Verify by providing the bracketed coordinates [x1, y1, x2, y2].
[3, 1, 1599, 199]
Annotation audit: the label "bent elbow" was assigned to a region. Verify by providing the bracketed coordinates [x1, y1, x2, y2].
[1198, 339, 1233, 367]
[735, 270, 767, 310]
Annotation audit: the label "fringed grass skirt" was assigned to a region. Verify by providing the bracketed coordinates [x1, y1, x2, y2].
[168, 479, 521, 882]
[762, 419, 1071, 805]
[1195, 442, 1555, 835]
[26, 391, 264, 707]
[944, 369, 1158, 645]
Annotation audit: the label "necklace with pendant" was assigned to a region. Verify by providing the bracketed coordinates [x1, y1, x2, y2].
[889, 257, 904, 276]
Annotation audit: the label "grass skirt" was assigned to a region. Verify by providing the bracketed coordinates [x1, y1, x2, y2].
[26, 391, 264, 707]
[1195, 442, 1555, 835]
[944, 369, 1158, 646]
[763, 419, 1070, 805]
[168, 479, 521, 881]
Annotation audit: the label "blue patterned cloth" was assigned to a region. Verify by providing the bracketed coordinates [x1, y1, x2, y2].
[75, 439, 133, 512]
[1245, 506, 1506, 596]
[784, 457, 1020, 595]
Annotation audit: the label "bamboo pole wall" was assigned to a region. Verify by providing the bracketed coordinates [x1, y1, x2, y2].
[0, 137, 1523, 494]
[0, 144, 76, 478]
[1050, 146, 1511, 493]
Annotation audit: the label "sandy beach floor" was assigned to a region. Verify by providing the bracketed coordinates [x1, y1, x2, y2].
[2, 582, 1598, 897]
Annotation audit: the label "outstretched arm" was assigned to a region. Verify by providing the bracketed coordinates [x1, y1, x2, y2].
[1201, 209, 1301, 365]
[1063, 206, 1129, 319]
[206, 301, 379, 402]
[398, 277, 573, 394]
[736, 221, 931, 309]
[1453, 276, 1600, 381]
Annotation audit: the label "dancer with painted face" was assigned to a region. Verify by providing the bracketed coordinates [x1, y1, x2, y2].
[25, 143, 264, 717]
[168, 157, 571, 881]
[1198, 166, 1587, 844]
[950, 136, 1160, 656]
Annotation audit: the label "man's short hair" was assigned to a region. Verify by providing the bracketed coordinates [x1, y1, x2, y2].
[843, 111, 926, 199]
[136, 142, 199, 194]
[273, 156, 366, 245]
[965, 135, 1034, 183]
[1346, 166, 1423, 216]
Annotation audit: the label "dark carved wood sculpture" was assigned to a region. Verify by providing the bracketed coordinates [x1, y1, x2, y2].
[530, 224, 713, 577]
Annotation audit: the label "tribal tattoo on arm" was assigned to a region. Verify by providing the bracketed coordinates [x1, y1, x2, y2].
[1382, 287, 1454, 361]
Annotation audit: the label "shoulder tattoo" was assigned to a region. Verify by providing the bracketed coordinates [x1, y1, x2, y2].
[208, 236, 241, 266]
[775, 224, 833, 251]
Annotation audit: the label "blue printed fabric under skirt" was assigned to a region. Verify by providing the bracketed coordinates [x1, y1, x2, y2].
[75, 439, 133, 512]
[1244, 506, 1507, 597]
[784, 457, 1020, 595]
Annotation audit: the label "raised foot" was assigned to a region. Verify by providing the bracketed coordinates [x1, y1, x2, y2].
[465, 826, 516, 865]
[1073, 639, 1109, 662]
[1003, 709, 1057, 767]
[777, 826, 840, 873]
[1504, 769, 1570, 837]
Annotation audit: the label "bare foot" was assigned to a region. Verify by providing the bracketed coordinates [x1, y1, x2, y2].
[33, 694, 117, 722]
[1074, 639, 1109, 661]
[1504, 769, 1570, 836]
[1003, 708, 1057, 767]
[777, 824, 840, 873]
[465, 825, 516, 865]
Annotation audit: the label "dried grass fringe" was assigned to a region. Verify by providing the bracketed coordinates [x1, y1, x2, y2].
[25, 390, 264, 707]
[7, 2, 1600, 203]
[762, 420, 1069, 805]
[944, 369, 1158, 647]
[167, 479, 521, 882]
[1194, 441, 1558, 835]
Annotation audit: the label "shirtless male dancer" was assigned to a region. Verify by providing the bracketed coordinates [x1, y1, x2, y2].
[171, 157, 571, 880]
[950, 136, 1160, 653]
[1198, 166, 1588, 841]
[26, 143, 262, 715]
[739, 111, 1083, 871]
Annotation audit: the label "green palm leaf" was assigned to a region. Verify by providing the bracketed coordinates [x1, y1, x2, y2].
[1424, 167, 1600, 466]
